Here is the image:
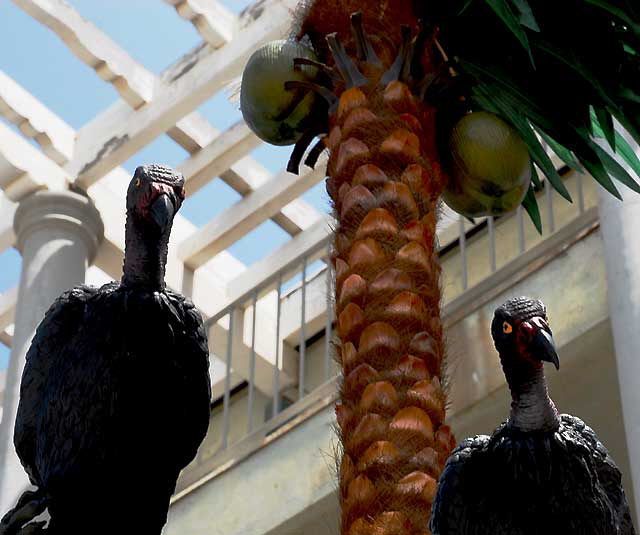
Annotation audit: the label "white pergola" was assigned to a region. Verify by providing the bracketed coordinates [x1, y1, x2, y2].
[0, 0, 340, 510]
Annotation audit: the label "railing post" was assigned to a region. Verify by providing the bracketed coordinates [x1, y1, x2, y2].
[221, 306, 245, 450]
[517, 205, 526, 253]
[488, 216, 496, 273]
[272, 274, 283, 418]
[458, 215, 468, 290]
[299, 257, 307, 400]
[247, 291, 258, 433]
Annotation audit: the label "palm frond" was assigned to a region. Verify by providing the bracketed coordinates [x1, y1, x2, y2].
[417, 0, 640, 218]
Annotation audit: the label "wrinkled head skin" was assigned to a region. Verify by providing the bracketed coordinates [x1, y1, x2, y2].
[491, 296, 559, 370]
[127, 164, 185, 234]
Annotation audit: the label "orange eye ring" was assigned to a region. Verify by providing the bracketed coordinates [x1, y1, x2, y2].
[135, 178, 141, 187]
[503, 322, 513, 334]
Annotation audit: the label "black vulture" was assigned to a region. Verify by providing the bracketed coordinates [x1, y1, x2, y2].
[430, 296, 636, 535]
[0, 165, 211, 535]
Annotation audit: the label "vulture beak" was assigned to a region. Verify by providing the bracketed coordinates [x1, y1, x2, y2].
[150, 192, 175, 234]
[529, 317, 560, 370]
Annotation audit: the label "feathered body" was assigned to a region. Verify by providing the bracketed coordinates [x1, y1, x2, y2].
[14, 283, 210, 533]
[431, 415, 635, 535]
[6, 165, 211, 534]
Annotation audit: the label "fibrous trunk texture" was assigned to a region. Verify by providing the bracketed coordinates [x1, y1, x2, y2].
[327, 81, 456, 535]
[294, 4, 457, 532]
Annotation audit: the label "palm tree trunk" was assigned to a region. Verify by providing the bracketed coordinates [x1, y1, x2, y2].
[328, 80, 456, 535]
[293, 4, 458, 533]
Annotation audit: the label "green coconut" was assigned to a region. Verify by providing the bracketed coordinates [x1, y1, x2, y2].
[443, 111, 531, 217]
[443, 177, 530, 218]
[241, 40, 322, 146]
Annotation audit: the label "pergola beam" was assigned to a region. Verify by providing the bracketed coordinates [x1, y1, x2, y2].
[180, 121, 262, 197]
[0, 122, 68, 200]
[69, 0, 297, 187]
[0, 330, 12, 349]
[11, 0, 210, 154]
[165, 0, 236, 49]
[180, 162, 325, 269]
[0, 288, 17, 334]
[0, 194, 17, 254]
[0, 70, 75, 165]
[213, 148, 323, 236]
[11, 0, 156, 107]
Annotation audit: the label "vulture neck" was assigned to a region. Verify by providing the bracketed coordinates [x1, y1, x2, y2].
[502, 359, 559, 433]
[121, 211, 170, 290]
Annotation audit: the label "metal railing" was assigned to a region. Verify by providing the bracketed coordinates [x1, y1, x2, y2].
[175, 169, 597, 496]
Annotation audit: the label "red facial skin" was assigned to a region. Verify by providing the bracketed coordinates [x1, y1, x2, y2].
[137, 182, 185, 221]
[515, 317, 550, 368]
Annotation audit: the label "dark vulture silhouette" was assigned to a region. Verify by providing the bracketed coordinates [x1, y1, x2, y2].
[430, 296, 636, 535]
[0, 165, 211, 535]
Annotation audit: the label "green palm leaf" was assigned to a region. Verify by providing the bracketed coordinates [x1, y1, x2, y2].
[592, 142, 640, 193]
[591, 109, 640, 181]
[421, 0, 640, 207]
[521, 182, 542, 234]
[535, 128, 583, 173]
[511, 0, 539, 31]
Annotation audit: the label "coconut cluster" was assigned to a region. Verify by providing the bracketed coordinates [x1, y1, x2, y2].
[240, 41, 531, 217]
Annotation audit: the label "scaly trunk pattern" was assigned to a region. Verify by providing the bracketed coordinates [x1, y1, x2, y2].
[294, 4, 457, 533]
[329, 87, 456, 535]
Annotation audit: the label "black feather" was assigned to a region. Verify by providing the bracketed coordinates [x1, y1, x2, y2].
[13, 284, 211, 534]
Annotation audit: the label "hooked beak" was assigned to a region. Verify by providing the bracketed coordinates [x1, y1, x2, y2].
[531, 322, 560, 370]
[149, 193, 175, 234]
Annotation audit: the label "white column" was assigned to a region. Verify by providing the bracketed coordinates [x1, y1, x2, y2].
[598, 138, 640, 522]
[0, 190, 103, 513]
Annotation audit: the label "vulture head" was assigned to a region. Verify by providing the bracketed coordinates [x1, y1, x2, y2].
[491, 296, 560, 371]
[127, 164, 186, 236]
[122, 164, 186, 289]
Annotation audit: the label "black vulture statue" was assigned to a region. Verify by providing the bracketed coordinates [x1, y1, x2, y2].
[430, 296, 636, 535]
[0, 165, 211, 535]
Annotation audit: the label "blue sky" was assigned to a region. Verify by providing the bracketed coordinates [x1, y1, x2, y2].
[0, 0, 330, 367]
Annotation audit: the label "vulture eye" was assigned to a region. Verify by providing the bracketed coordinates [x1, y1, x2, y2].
[135, 178, 141, 187]
[503, 322, 513, 334]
